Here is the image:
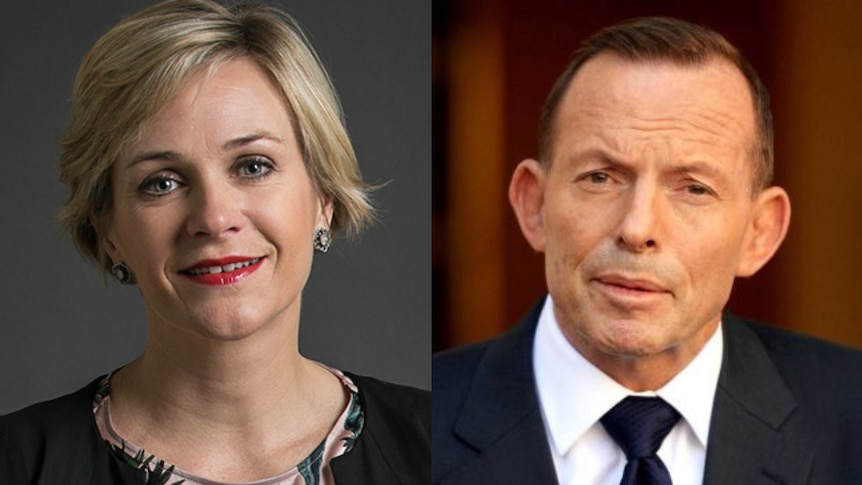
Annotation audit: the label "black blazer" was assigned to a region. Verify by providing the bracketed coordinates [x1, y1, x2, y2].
[1, 372, 429, 484]
[433, 301, 862, 484]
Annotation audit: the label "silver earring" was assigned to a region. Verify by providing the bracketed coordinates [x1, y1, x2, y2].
[111, 262, 135, 285]
[313, 227, 331, 253]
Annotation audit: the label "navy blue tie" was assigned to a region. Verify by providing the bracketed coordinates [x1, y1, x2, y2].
[600, 396, 681, 485]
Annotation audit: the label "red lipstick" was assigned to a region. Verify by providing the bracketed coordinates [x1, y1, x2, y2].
[180, 256, 264, 286]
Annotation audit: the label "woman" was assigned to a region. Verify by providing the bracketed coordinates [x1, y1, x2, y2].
[0, 1, 429, 483]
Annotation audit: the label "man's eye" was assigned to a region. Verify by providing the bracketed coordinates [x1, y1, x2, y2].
[587, 172, 610, 184]
[686, 183, 712, 196]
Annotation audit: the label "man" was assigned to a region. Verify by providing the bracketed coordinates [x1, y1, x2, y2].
[433, 17, 862, 485]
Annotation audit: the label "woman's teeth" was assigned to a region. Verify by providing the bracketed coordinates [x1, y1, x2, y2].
[187, 257, 261, 276]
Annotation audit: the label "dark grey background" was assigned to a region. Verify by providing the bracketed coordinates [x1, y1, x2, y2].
[0, 1, 430, 414]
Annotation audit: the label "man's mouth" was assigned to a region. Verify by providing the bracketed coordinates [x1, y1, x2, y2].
[594, 274, 670, 294]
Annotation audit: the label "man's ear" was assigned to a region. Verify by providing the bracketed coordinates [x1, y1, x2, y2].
[509, 159, 547, 253]
[736, 186, 791, 276]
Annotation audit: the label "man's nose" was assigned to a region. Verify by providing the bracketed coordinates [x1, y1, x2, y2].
[616, 181, 660, 253]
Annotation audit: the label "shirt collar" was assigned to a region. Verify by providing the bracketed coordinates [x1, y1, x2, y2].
[533, 295, 723, 457]
[655, 317, 723, 447]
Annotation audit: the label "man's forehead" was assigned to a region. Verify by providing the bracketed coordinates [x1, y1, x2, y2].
[563, 53, 751, 105]
[545, 53, 759, 182]
[553, 54, 756, 142]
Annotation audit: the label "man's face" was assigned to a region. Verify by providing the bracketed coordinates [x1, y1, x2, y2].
[514, 54, 786, 376]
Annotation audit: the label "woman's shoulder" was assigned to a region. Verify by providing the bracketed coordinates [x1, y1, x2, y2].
[0, 413, 27, 484]
[1, 376, 115, 483]
[342, 370, 430, 439]
[346, 372, 430, 410]
[334, 371, 430, 483]
[3, 376, 102, 436]
[345, 372, 431, 423]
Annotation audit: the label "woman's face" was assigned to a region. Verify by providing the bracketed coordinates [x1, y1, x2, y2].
[105, 57, 331, 341]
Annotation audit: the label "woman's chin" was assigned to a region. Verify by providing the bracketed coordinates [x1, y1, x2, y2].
[166, 315, 275, 343]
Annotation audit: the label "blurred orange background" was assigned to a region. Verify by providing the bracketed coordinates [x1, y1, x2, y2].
[433, 0, 862, 351]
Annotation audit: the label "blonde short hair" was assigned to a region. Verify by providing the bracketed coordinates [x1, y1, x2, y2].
[59, 0, 376, 273]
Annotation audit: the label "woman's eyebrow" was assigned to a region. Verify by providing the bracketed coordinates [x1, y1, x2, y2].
[125, 133, 287, 168]
[222, 132, 285, 151]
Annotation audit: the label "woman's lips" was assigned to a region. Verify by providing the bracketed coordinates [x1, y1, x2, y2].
[180, 256, 265, 285]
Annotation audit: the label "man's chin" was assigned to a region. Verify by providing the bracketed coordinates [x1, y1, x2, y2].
[590, 318, 682, 358]
[600, 338, 671, 359]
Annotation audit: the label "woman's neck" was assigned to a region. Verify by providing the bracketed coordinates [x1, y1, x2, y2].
[108, 308, 347, 480]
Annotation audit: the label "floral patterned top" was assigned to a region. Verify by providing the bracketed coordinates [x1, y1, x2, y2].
[92, 367, 364, 485]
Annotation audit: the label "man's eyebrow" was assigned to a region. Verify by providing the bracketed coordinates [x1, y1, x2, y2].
[565, 147, 630, 168]
[565, 148, 737, 182]
[669, 160, 730, 182]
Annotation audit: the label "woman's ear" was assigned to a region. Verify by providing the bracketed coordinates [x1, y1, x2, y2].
[509, 159, 547, 253]
[319, 195, 334, 228]
[736, 186, 791, 277]
[91, 212, 120, 264]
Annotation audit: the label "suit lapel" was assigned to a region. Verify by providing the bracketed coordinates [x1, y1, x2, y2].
[441, 305, 558, 484]
[703, 315, 814, 485]
[441, 308, 818, 484]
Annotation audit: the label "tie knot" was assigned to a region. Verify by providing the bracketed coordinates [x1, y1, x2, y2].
[600, 396, 681, 460]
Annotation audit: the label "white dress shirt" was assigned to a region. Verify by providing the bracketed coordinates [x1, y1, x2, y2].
[533, 296, 723, 485]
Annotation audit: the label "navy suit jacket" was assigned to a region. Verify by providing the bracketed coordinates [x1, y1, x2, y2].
[433, 302, 862, 484]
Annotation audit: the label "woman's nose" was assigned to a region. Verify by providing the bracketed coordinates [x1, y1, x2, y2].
[184, 180, 244, 238]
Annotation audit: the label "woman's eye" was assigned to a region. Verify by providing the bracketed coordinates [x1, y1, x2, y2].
[140, 176, 181, 197]
[236, 157, 274, 179]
